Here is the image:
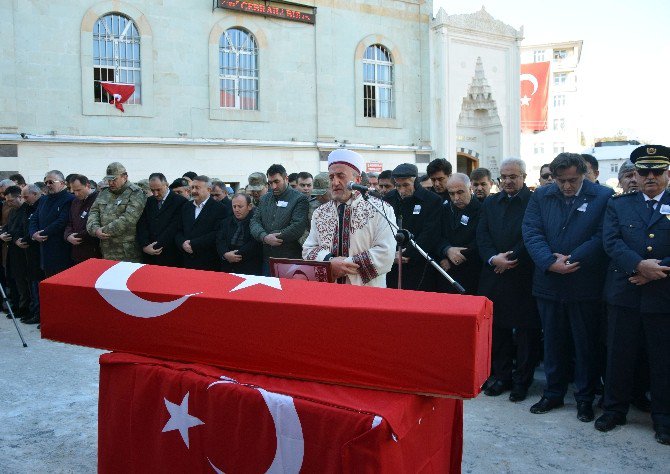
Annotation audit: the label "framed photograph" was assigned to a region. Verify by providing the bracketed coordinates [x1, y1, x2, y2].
[269, 258, 332, 283]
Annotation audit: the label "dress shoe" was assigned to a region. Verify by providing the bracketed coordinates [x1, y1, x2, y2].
[481, 376, 496, 392]
[631, 395, 652, 413]
[655, 427, 670, 445]
[508, 385, 528, 402]
[577, 401, 595, 422]
[23, 315, 40, 325]
[484, 380, 511, 397]
[594, 413, 626, 432]
[529, 397, 564, 414]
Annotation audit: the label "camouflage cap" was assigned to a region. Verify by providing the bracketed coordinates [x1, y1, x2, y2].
[104, 162, 127, 181]
[311, 172, 330, 196]
[247, 172, 268, 191]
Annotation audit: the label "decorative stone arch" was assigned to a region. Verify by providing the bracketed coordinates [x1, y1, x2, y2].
[209, 16, 269, 122]
[80, 1, 154, 117]
[354, 34, 403, 129]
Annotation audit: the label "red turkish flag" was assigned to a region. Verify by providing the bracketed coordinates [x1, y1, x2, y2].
[520, 62, 550, 132]
[99, 352, 463, 473]
[100, 82, 135, 112]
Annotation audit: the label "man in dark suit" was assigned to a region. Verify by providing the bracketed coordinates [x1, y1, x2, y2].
[384, 163, 442, 291]
[175, 176, 228, 271]
[435, 173, 481, 294]
[596, 145, 670, 445]
[217, 193, 262, 275]
[523, 153, 614, 422]
[137, 173, 188, 267]
[477, 158, 540, 402]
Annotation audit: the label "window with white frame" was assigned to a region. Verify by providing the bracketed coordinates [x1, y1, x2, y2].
[554, 72, 567, 85]
[553, 49, 568, 60]
[611, 163, 619, 173]
[554, 94, 566, 107]
[553, 143, 565, 154]
[219, 28, 258, 110]
[363, 44, 394, 119]
[553, 118, 566, 130]
[533, 50, 545, 62]
[93, 14, 141, 104]
[534, 144, 545, 154]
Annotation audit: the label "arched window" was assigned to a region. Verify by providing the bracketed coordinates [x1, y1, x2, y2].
[363, 45, 394, 118]
[93, 13, 141, 104]
[219, 28, 258, 110]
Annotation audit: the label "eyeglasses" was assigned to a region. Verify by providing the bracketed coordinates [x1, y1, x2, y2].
[637, 168, 666, 177]
[498, 175, 521, 182]
[541, 173, 552, 180]
[44, 180, 61, 185]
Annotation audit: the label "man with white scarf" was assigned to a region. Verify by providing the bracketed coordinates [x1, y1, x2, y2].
[302, 149, 396, 287]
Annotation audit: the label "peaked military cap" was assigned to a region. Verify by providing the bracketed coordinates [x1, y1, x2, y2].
[630, 145, 669, 169]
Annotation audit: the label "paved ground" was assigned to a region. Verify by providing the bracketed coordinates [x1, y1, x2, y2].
[0, 316, 666, 473]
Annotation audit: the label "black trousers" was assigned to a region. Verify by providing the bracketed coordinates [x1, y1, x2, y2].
[491, 324, 542, 388]
[603, 305, 670, 428]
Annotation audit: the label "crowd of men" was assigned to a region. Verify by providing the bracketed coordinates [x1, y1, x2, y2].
[1, 144, 668, 446]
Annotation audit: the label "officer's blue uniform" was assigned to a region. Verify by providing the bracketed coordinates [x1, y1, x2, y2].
[601, 145, 670, 443]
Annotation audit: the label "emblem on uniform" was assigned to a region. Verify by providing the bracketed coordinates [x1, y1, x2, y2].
[647, 147, 656, 155]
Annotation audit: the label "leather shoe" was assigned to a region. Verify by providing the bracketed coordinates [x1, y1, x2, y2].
[509, 385, 528, 402]
[484, 380, 511, 397]
[529, 397, 564, 414]
[595, 413, 626, 432]
[655, 427, 670, 445]
[481, 376, 496, 392]
[23, 315, 40, 325]
[631, 395, 652, 413]
[577, 401, 594, 422]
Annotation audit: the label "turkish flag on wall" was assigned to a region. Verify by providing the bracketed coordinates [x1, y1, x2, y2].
[520, 62, 550, 132]
[100, 82, 135, 112]
[99, 353, 463, 473]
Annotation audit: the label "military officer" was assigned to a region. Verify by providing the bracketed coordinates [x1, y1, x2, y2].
[86, 162, 147, 262]
[596, 145, 670, 446]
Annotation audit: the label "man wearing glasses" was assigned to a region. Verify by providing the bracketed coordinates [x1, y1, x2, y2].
[87, 162, 147, 263]
[523, 153, 614, 422]
[597, 145, 670, 445]
[28, 170, 74, 278]
[538, 163, 554, 187]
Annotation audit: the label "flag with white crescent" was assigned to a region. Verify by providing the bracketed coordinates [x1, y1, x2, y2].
[520, 62, 550, 132]
[100, 82, 135, 112]
[98, 352, 463, 473]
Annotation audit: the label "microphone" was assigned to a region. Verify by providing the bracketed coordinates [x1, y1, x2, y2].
[347, 182, 385, 199]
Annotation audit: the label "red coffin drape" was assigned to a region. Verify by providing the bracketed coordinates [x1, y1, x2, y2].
[41, 259, 492, 398]
[99, 352, 463, 473]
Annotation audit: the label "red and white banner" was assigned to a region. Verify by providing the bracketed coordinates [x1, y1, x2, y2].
[100, 82, 135, 112]
[41, 259, 492, 398]
[99, 353, 463, 473]
[520, 62, 550, 132]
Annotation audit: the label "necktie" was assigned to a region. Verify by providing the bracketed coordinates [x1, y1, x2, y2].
[158, 199, 163, 210]
[647, 199, 657, 218]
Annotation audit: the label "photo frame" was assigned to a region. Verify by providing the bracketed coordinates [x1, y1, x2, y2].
[269, 258, 332, 283]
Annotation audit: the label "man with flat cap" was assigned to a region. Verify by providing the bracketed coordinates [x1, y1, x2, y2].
[383, 163, 442, 291]
[596, 144, 670, 445]
[87, 162, 147, 262]
[303, 149, 396, 287]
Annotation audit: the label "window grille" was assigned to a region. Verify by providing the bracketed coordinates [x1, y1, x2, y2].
[219, 28, 258, 110]
[363, 45, 394, 119]
[93, 14, 141, 104]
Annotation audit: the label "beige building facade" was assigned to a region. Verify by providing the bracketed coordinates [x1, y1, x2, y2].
[0, 1, 520, 185]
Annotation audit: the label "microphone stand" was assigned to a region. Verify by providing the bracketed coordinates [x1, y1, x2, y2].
[359, 192, 466, 294]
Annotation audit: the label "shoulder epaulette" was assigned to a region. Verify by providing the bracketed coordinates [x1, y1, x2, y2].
[612, 190, 638, 199]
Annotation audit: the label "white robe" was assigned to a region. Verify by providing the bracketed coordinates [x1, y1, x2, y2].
[302, 192, 396, 287]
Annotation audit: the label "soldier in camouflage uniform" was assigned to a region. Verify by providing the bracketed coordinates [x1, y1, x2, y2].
[86, 162, 147, 262]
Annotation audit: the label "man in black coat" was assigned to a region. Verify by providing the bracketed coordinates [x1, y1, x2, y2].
[217, 194, 262, 276]
[20, 185, 45, 325]
[175, 176, 228, 271]
[477, 158, 541, 402]
[384, 163, 443, 291]
[0, 186, 30, 319]
[435, 173, 481, 294]
[137, 173, 188, 267]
